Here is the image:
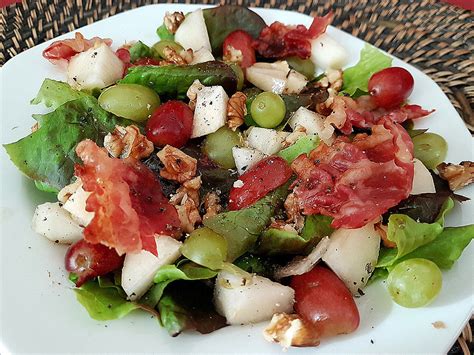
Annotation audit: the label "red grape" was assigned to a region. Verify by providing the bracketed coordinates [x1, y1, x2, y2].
[368, 67, 414, 109]
[65, 239, 124, 287]
[145, 101, 194, 148]
[223, 30, 256, 68]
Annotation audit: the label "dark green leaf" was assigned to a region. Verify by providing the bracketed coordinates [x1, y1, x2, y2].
[129, 41, 157, 62]
[204, 183, 289, 261]
[301, 214, 334, 249]
[158, 281, 227, 336]
[257, 228, 308, 256]
[233, 254, 276, 278]
[202, 5, 266, 54]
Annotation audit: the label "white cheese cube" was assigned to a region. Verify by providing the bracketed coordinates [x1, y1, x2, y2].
[247, 127, 283, 155]
[121, 236, 182, 300]
[191, 86, 229, 138]
[232, 147, 268, 175]
[32, 202, 83, 244]
[67, 43, 124, 90]
[174, 9, 212, 52]
[62, 185, 94, 227]
[214, 271, 295, 325]
[288, 107, 325, 136]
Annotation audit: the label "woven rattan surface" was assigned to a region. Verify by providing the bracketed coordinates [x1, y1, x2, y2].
[1, 0, 473, 131]
[0, 1, 473, 353]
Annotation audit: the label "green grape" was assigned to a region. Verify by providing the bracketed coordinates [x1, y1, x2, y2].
[387, 258, 442, 308]
[152, 40, 184, 59]
[250, 92, 286, 128]
[202, 126, 241, 169]
[412, 133, 448, 169]
[181, 227, 228, 270]
[229, 63, 244, 91]
[98, 84, 160, 121]
[286, 56, 316, 79]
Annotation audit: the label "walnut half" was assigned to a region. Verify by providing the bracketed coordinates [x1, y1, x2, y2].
[227, 92, 247, 131]
[437, 161, 474, 191]
[156, 145, 197, 183]
[164, 11, 185, 34]
[264, 313, 320, 348]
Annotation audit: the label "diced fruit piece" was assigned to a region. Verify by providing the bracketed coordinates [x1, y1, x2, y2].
[214, 270, 295, 325]
[191, 86, 229, 138]
[250, 92, 286, 128]
[246, 61, 308, 95]
[310, 33, 348, 70]
[203, 127, 241, 169]
[146, 100, 194, 148]
[247, 127, 283, 155]
[98, 84, 161, 122]
[291, 266, 359, 339]
[411, 158, 436, 195]
[32, 202, 84, 244]
[174, 9, 212, 52]
[67, 43, 124, 90]
[65, 239, 124, 287]
[387, 258, 442, 308]
[232, 147, 267, 175]
[191, 47, 215, 64]
[223, 30, 256, 68]
[288, 107, 325, 136]
[228, 156, 292, 210]
[322, 223, 380, 294]
[368, 67, 414, 109]
[62, 185, 94, 227]
[121, 235, 182, 300]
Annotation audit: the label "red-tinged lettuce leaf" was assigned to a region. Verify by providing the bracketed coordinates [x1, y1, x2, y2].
[158, 280, 227, 337]
[203, 5, 266, 54]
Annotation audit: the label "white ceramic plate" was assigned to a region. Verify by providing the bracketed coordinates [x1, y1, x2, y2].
[1, 4, 473, 354]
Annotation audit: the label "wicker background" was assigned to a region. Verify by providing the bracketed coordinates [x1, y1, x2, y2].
[1, 0, 473, 132]
[0, 1, 473, 353]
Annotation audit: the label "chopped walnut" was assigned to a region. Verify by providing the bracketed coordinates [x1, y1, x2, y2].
[156, 145, 197, 183]
[437, 161, 474, 191]
[203, 192, 222, 220]
[227, 92, 247, 131]
[222, 45, 243, 64]
[284, 193, 305, 233]
[282, 125, 307, 148]
[270, 219, 299, 234]
[162, 46, 190, 65]
[104, 125, 154, 160]
[264, 313, 320, 348]
[57, 178, 82, 203]
[174, 176, 201, 206]
[31, 122, 39, 133]
[163, 11, 185, 34]
[375, 223, 396, 248]
[186, 80, 205, 111]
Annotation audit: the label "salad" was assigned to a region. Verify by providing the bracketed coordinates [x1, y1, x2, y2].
[4, 4, 474, 348]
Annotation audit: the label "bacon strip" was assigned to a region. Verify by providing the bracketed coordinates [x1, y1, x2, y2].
[292, 120, 414, 228]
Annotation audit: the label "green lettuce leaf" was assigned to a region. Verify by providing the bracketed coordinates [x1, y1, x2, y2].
[30, 79, 90, 110]
[301, 214, 334, 244]
[74, 280, 139, 321]
[140, 262, 217, 308]
[156, 24, 174, 40]
[204, 183, 289, 261]
[4, 97, 133, 192]
[396, 225, 474, 269]
[341, 44, 392, 96]
[377, 198, 454, 267]
[278, 135, 320, 163]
